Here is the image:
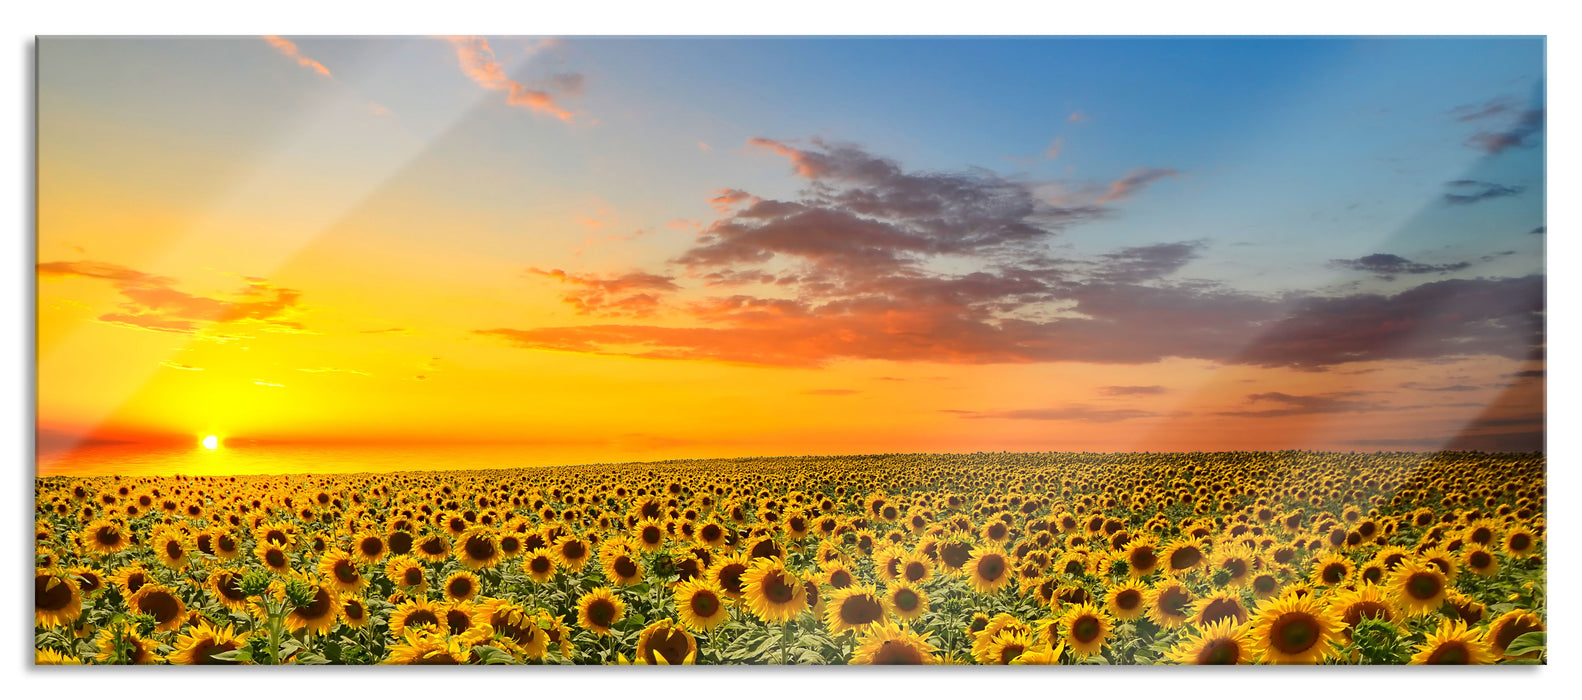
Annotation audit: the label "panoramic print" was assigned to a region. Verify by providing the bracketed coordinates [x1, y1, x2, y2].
[35, 36, 1545, 665]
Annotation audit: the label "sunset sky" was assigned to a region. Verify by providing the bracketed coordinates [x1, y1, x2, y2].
[36, 36, 1545, 461]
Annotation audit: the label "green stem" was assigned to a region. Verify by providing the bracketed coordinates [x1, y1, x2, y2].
[780, 620, 793, 665]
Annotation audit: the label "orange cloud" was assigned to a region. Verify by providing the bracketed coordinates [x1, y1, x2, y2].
[442, 36, 576, 122]
[262, 35, 333, 79]
[38, 260, 307, 335]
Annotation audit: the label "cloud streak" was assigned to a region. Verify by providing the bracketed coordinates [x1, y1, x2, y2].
[38, 260, 307, 335]
[263, 36, 333, 79]
[442, 36, 578, 122]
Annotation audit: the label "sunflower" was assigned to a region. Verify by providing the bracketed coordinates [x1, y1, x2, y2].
[1385, 559, 1447, 617]
[317, 548, 367, 593]
[1461, 544, 1498, 577]
[1161, 540, 1207, 576]
[341, 597, 371, 629]
[108, 564, 151, 598]
[385, 555, 428, 593]
[35, 648, 80, 665]
[551, 534, 592, 571]
[471, 598, 550, 660]
[383, 629, 473, 665]
[826, 584, 889, 635]
[602, 547, 646, 587]
[1444, 589, 1486, 625]
[352, 529, 387, 564]
[1166, 618, 1255, 665]
[389, 596, 446, 636]
[1409, 619, 1496, 665]
[1104, 579, 1148, 622]
[93, 625, 161, 664]
[1191, 588, 1251, 628]
[897, 552, 934, 584]
[1326, 583, 1399, 641]
[577, 587, 626, 636]
[1124, 540, 1162, 576]
[1248, 593, 1341, 664]
[1309, 552, 1353, 587]
[741, 557, 808, 624]
[208, 568, 252, 611]
[707, 552, 752, 601]
[633, 518, 667, 553]
[413, 532, 452, 563]
[283, 579, 340, 635]
[850, 622, 940, 665]
[874, 546, 908, 582]
[1059, 602, 1112, 659]
[982, 627, 1039, 665]
[129, 584, 187, 632]
[34, 570, 83, 628]
[82, 517, 129, 555]
[634, 618, 697, 665]
[1211, 545, 1255, 587]
[523, 550, 557, 583]
[69, 565, 104, 597]
[1486, 610, 1545, 658]
[964, 545, 1013, 594]
[883, 582, 930, 621]
[255, 541, 293, 575]
[455, 527, 502, 569]
[1502, 527, 1538, 557]
[152, 528, 189, 570]
[673, 579, 729, 632]
[821, 561, 857, 589]
[1145, 578, 1195, 629]
[168, 621, 250, 665]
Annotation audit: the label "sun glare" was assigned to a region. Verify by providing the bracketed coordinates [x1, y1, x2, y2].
[202, 435, 219, 450]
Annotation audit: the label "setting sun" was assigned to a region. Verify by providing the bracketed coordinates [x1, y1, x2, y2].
[201, 435, 219, 450]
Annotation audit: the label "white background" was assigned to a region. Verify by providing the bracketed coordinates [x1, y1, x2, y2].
[4, 0, 1574, 694]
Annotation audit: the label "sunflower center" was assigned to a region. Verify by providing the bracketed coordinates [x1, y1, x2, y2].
[265, 549, 287, 568]
[334, 560, 359, 583]
[1224, 560, 1247, 578]
[1269, 612, 1319, 654]
[1253, 575, 1277, 594]
[614, 556, 639, 579]
[1510, 533, 1531, 551]
[1072, 615, 1101, 643]
[1471, 551, 1492, 568]
[646, 628, 692, 665]
[976, 555, 1005, 581]
[1321, 563, 1347, 585]
[95, 527, 121, 546]
[360, 538, 385, 558]
[216, 574, 245, 601]
[403, 568, 424, 586]
[298, 587, 333, 619]
[839, 595, 885, 626]
[464, 537, 496, 562]
[344, 600, 365, 620]
[940, 542, 972, 569]
[691, 591, 721, 617]
[1169, 547, 1202, 570]
[389, 531, 414, 555]
[139, 590, 180, 623]
[1131, 547, 1158, 570]
[1406, 572, 1442, 600]
[267, 531, 288, 545]
[403, 608, 441, 630]
[999, 642, 1027, 664]
[588, 599, 617, 627]
[531, 556, 552, 574]
[829, 569, 853, 588]
[1427, 641, 1469, 664]
[1115, 589, 1142, 610]
[1200, 599, 1245, 626]
[872, 640, 924, 664]
[420, 538, 447, 556]
[880, 590, 915, 614]
[446, 608, 471, 635]
[718, 564, 747, 595]
[904, 562, 927, 581]
[763, 572, 797, 604]
[642, 527, 662, 545]
[750, 539, 779, 560]
[35, 575, 72, 611]
[448, 577, 472, 598]
[561, 541, 587, 561]
[166, 541, 184, 560]
[1198, 638, 1241, 664]
[413, 652, 460, 665]
[1159, 588, 1191, 616]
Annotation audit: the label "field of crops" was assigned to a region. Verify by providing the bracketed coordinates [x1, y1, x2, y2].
[34, 451, 1546, 665]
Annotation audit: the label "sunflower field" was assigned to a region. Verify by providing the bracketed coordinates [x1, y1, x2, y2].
[34, 450, 1546, 665]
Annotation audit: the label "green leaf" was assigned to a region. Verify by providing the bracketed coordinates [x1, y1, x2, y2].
[474, 645, 520, 665]
[294, 651, 331, 665]
[1504, 631, 1546, 657]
